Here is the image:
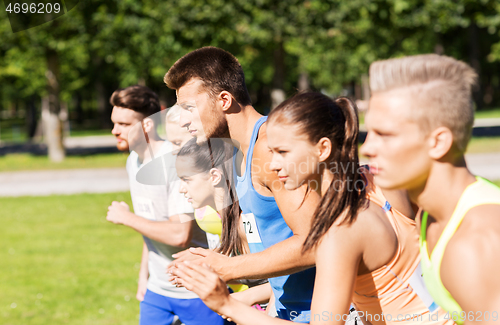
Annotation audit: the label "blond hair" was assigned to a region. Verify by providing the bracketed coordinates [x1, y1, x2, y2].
[166, 104, 182, 123]
[369, 54, 477, 152]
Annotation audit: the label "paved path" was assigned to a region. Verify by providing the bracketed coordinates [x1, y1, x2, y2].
[0, 135, 119, 155]
[0, 168, 129, 197]
[359, 118, 500, 133]
[64, 135, 117, 148]
[465, 152, 500, 181]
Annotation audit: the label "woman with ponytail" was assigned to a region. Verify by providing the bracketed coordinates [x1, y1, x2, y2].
[175, 137, 270, 300]
[172, 92, 453, 325]
[175, 137, 246, 257]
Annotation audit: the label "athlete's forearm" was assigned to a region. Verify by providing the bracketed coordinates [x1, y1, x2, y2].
[122, 211, 195, 247]
[220, 296, 290, 325]
[225, 235, 315, 281]
[231, 282, 272, 306]
[139, 241, 149, 279]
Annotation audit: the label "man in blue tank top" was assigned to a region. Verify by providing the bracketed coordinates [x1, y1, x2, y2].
[165, 47, 320, 322]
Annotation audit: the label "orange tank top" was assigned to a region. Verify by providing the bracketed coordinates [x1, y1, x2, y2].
[352, 171, 455, 325]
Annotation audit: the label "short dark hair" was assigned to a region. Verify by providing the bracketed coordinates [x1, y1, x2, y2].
[110, 85, 161, 118]
[164, 47, 252, 106]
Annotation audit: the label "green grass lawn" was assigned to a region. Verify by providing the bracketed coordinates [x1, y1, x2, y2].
[0, 153, 128, 172]
[0, 120, 28, 143]
[0, 192, 142, 325]
[475, 107, 500, 119]
[466, 136, 500, 154]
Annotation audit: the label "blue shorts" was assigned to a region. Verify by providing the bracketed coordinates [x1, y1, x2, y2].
[139, 289, 230, 325]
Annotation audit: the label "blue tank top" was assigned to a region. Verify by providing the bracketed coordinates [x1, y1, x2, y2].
[234, 116, 315, 322]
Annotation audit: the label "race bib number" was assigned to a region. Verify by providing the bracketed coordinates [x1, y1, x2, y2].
[134, 196, 156, 221]
[241, 213, 263, 244]
[206, 233, 220, 250]
[408, 262, 438, 312]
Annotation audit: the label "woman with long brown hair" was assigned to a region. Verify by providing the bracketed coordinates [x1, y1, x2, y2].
[171, 92, 454, 325]
[175, 137, 271, 302]
[175, 137, 246, 257]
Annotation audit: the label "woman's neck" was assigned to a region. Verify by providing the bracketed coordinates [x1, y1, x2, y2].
[213, 188, 225, 213]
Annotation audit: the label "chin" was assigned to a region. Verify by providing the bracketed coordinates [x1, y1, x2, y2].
[284, 182, 299, 191]
[372, 175, 402, 190]
[116, 142, 129, 152]
[195, 135, 208, 144]
[191, 202, 201, 209]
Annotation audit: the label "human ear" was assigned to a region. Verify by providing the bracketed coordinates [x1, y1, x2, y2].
[316, 137, 332, 163]
[219, 91, 233, 112]
[428, 127, 454, 160]
[209, 168, 223, 186]
[142, 117, 155, 133]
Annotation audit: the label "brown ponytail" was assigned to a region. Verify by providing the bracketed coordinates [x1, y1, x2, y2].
[268, 92, 367, 253]
[216, 144, 244, 256]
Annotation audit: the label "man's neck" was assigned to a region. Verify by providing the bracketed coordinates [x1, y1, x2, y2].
[136, 136, 164, 164]
[226, 105, 263, 156]
[410, 158, 476, 224]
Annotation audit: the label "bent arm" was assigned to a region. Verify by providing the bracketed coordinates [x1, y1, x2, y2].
[174, 261, 291, 325]
[310, 227, 362, 325]
[231, 282, 272, 306]
[220, 297, 291, 325]
[139, 240, 149, 279]
[222, 231, 315, 280]
[119, 210, 195, 247]
[137, 240, 149, 301]
[221, 140, 320, 280]
[174, 223, 363, 325]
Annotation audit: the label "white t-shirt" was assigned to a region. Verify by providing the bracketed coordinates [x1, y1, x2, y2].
[126, 141, 207, 299]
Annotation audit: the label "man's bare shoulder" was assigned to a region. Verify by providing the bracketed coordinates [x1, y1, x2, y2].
[450, 204, 500, 246]
[326, 202, 388, 248]
[251, 124, 279, 187]
[441, 204, 500, 313]
[252, 123, 272, 164]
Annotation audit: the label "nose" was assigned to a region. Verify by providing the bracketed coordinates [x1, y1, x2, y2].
[269, 153, 282, 173]
[179, 109, 191, 129]
[360, 132, 374, 158]
[111, 124, 120, 136]
[178, 180, 187, 194]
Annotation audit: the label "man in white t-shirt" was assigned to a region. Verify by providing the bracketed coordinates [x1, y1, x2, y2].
[106, 85, 228, 325]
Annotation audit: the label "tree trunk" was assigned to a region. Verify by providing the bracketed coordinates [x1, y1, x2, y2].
[361, 74, 370, 101]
[44, 49, 65, 162]
[26, 96, 38, 140]
[298, 72, 310, 91]
[271, 42, 286, 110]
[75, 93, 84, 126]
[96, 78, 108, 129]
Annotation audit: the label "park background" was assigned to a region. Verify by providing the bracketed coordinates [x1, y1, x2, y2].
[1, 0, 500, 324]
